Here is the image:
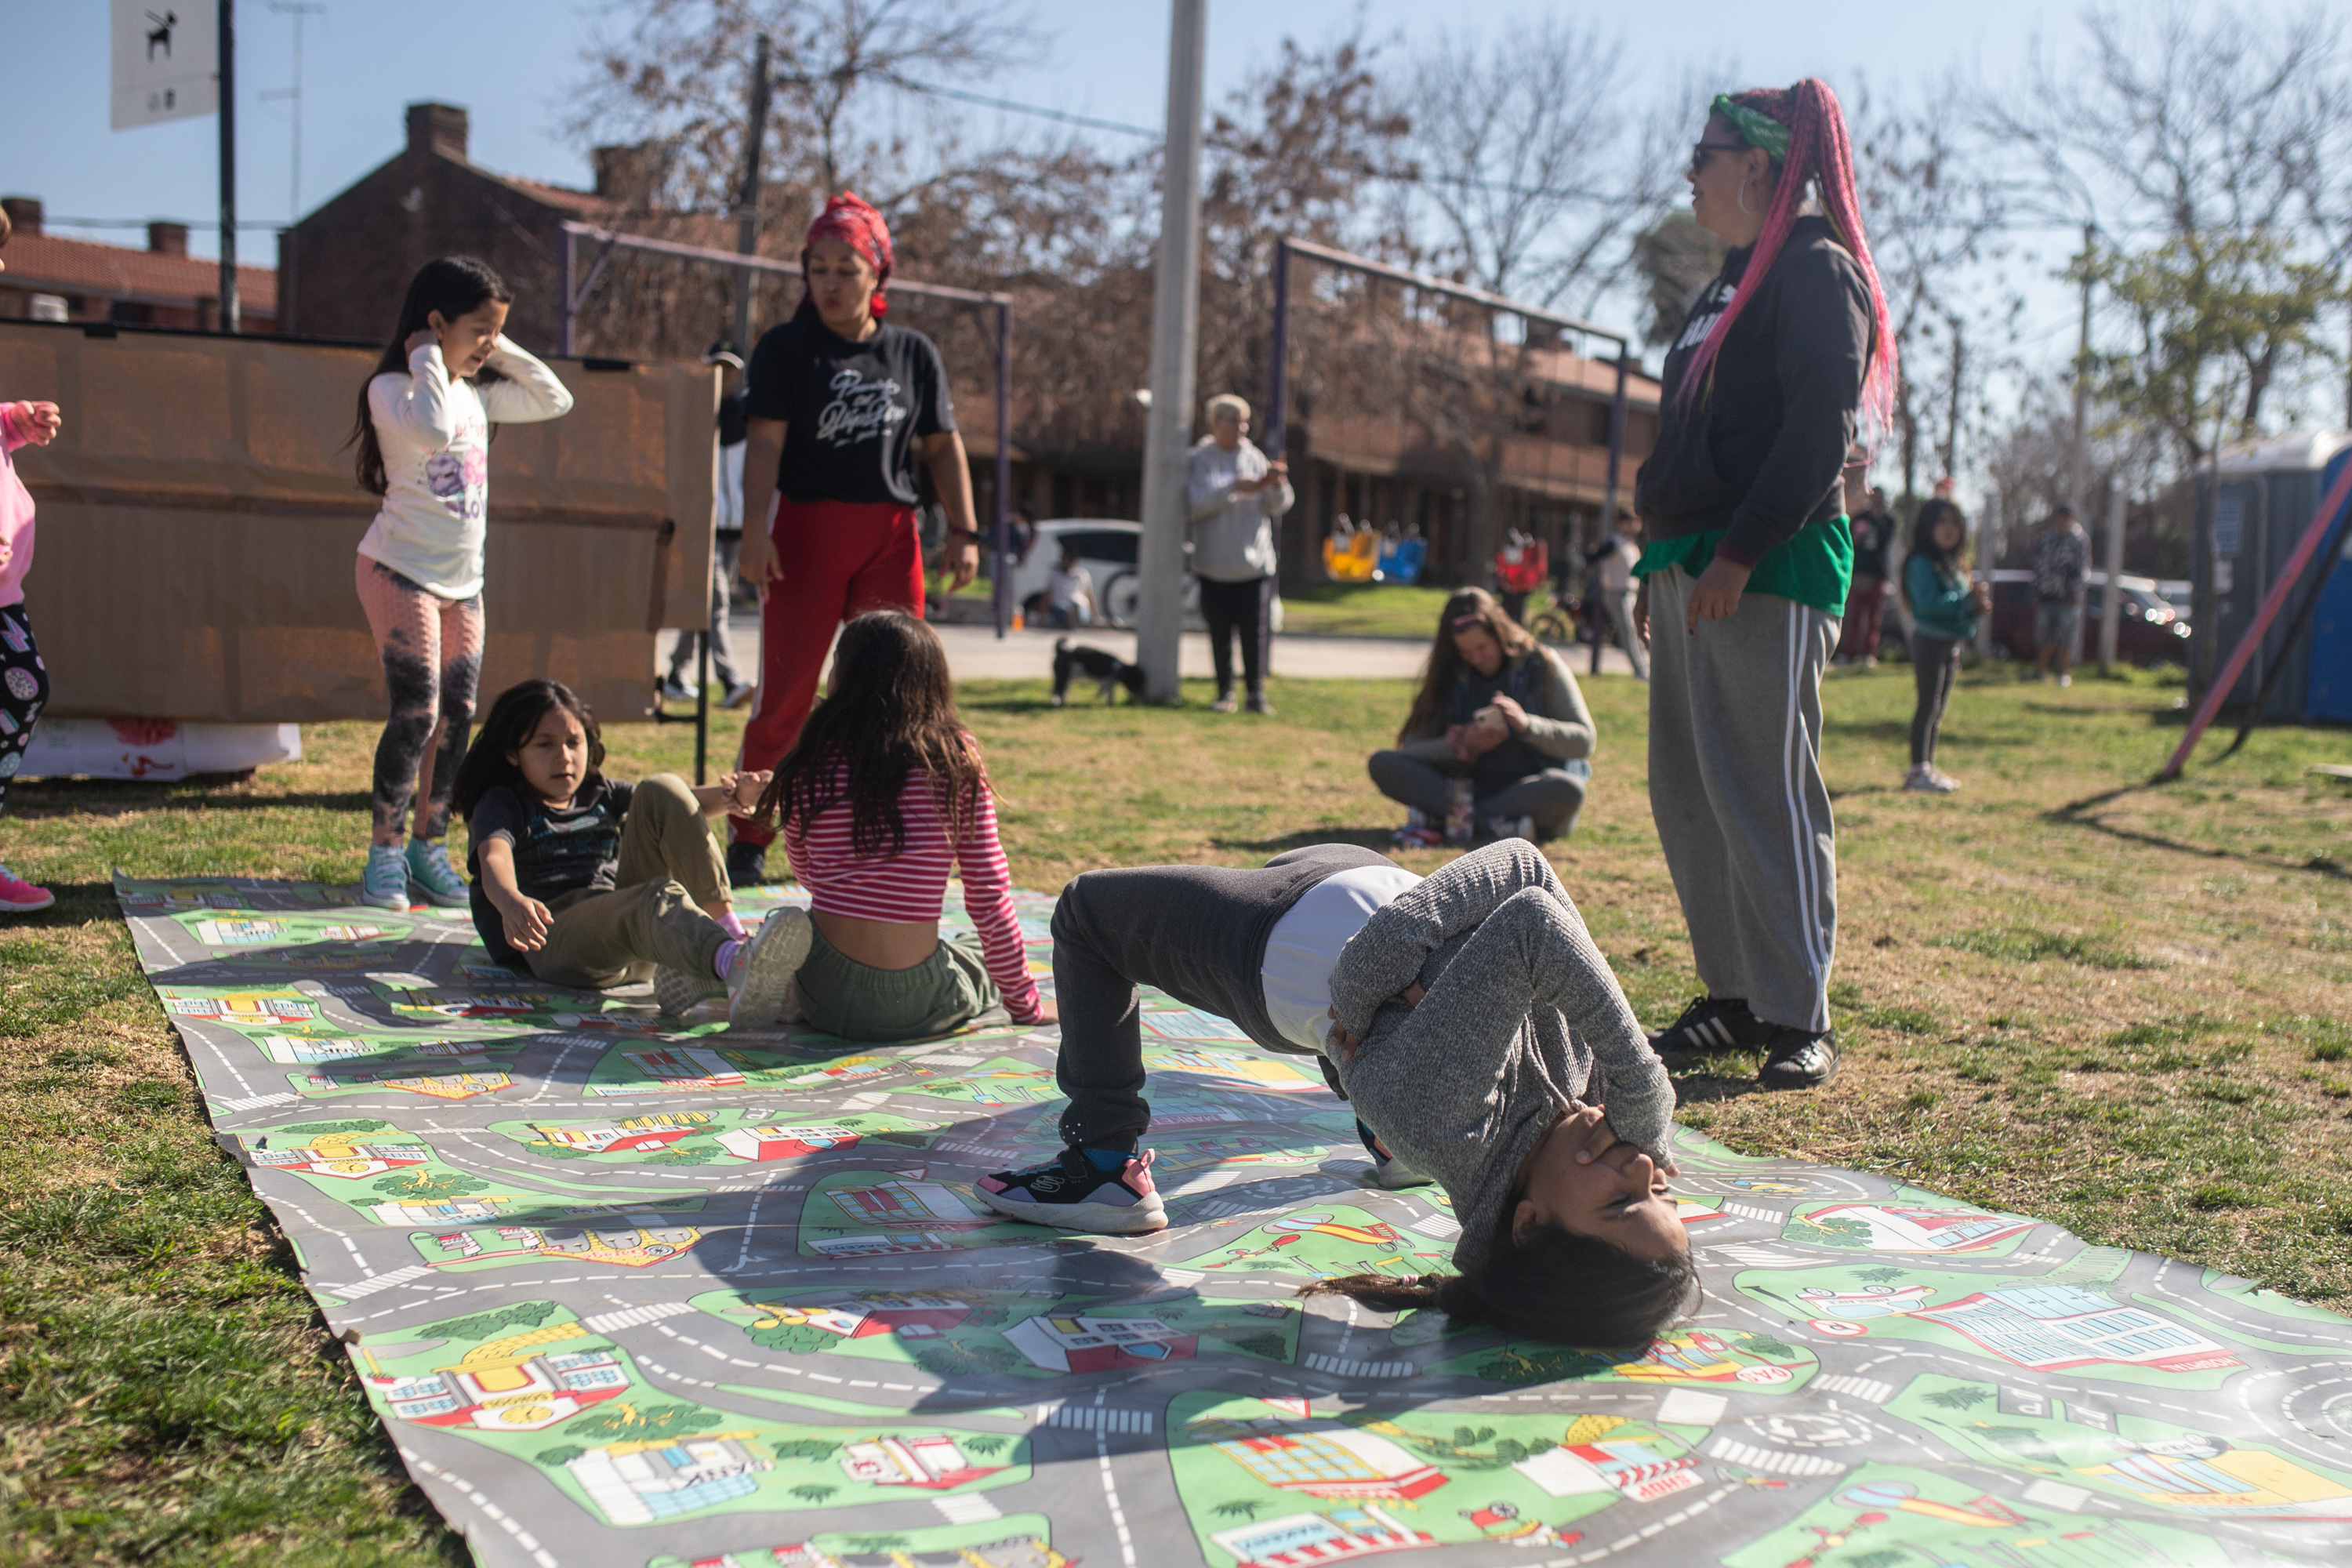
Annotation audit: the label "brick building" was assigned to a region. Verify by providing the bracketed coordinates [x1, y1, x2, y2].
[0, 198, 276, 332]
[278, 103, 722, 353]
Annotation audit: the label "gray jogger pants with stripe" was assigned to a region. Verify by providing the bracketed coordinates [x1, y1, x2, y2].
[1644, 568, 1840, 1033]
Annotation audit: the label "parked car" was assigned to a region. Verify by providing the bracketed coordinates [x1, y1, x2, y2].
[1002, 517, 1283, 632]
[1981, 568, 2191, 665]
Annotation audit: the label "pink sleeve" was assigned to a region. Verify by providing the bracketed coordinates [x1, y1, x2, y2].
[954, 782, 1044, 1023]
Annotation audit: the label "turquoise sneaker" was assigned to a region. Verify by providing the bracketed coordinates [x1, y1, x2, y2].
[406, 839, 470, 908]
[361, 845, 411, 909]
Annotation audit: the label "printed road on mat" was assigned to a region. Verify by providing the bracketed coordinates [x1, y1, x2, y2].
[120, 873, 2352, 1568]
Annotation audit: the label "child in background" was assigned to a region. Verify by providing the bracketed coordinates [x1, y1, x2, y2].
[755, 612, 1053, 1042]
[452, 681, 802, 1022]
[1899, 498, 1988, 793]
[1045, 546, 1095, 629]
[975, 839, 1696, 1350]
[348, 256, 573, 911]
[0, 206, 61, 913]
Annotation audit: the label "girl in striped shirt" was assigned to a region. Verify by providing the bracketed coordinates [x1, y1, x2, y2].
[753, 612, 1051, 1040]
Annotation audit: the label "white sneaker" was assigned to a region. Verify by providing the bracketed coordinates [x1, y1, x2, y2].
[360, 845, 411, 909]
[726, 907, 811, 1026]
[721, 681, 757, 710]
[1929, 765, 1963, 791]
[655, 962, 727, 1016]
[1486, 814, 1537, 843]
[2057, 673, 2073, 688]
[1904, 764, 1958, 793]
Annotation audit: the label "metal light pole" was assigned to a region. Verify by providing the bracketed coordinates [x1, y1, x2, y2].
[2065, 223, 2093, 510]
[1135, 0, 1207, 703]
[217, 0, 239, 332]
[2098, 478, 2127, 674]
[731, 34, 771, 350]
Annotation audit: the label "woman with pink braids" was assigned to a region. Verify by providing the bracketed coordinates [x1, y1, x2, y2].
[1630, 81, 1895, 1090]
[728, 193, 982, 888]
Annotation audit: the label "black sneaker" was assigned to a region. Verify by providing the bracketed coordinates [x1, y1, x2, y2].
[725, 841, 769, 888]
[975, 1148, 1167, 1234]
[1759, 1027, 1840, 1089]
[1649, 996, 1773, 1054]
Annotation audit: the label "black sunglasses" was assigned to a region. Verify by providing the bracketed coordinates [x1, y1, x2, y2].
[1688, 140, 1747, 172]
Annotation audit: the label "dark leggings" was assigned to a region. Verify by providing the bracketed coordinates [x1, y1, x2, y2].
[1050, 844, 1391, 1151]
[1199, 575, 1273, 698]
[0, 604, 50, 817]
[354, 557, 484, 844]
[1910, 633, 1960, 765]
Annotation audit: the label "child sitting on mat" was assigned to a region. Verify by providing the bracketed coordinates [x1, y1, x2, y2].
[452, 679, 803, 1022]
[750, 610, 1052, 1041]
[975, 839, 1696, 1348]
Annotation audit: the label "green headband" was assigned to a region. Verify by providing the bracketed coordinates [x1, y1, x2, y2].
[1713, 94, 1790, 162]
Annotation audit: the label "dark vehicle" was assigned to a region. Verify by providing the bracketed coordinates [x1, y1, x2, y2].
[1981, 569, 2191, 665]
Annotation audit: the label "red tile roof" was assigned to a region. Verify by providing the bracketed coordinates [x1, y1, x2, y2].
[0, 231, 277, 313]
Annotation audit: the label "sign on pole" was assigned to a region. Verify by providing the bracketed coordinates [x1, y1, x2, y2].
[112, 2, 218, 129]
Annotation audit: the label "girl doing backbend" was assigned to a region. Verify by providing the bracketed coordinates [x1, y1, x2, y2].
[1633, 81, 1895, 1089]
[975, 839, 1695, 1348]
[348, 256, 574, 911]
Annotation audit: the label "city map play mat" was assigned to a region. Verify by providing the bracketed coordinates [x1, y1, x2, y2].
[119, 872, 2352, 1568]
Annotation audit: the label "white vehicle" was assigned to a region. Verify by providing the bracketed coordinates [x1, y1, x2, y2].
[1001, 517, 1283, 632]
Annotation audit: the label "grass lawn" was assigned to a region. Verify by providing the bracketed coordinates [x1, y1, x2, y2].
[1274, 581, 1461, 640]
[3, 660, 2350, 1561]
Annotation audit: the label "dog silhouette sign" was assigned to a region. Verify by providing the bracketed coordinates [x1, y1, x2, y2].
[111, 0, 217, 131]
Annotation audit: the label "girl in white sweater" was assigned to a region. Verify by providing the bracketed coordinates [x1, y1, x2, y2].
[347, 256, 572, 910]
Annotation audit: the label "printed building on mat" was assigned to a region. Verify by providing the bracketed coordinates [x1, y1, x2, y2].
[370, 1349, 626, 1432]
[1004, 1312, 1197, 1373]
[569, 1436, 771, 1525]
[760, 1294, 975, 1340]
[1209, 1504, 1434, 1568]
[837, 1434, 1004, 1490]
[1191, 1417, 1446, 1500]
[528, 1113, 711, 1154]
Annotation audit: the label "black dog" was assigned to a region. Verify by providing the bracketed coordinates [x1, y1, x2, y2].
[1051, 637, 1145, 706]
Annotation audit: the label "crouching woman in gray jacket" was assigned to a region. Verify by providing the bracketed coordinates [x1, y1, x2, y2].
[1370, 588, 1596, 843]
[973, 838, 1696, 1350]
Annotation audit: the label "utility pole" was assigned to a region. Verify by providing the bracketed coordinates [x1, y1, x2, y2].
[731, 34, 771, 350]
[1941, 314, 1965, 480]
[2098, 477, 2127, 675]
[217, 0, 239, 332]
[261, 3, 324, 223]
[2065, 221, 2093, 510]
[1135, 0, 1207, 703]
[1976, 488, 1999, 660]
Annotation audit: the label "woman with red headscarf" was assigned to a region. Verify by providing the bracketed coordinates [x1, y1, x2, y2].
[729, 193, 982, 887]
[1629, 81, 1894, 1091]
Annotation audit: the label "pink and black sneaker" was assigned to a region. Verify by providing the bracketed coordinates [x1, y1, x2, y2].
[0, 865, 54, 915]
[976, 1147, 1167, 1235]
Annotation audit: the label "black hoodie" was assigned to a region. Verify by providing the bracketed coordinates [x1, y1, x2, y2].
[1632, 215, 1871, 569]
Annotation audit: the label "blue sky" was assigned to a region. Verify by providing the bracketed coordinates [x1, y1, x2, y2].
[4, 1, 2330, 436]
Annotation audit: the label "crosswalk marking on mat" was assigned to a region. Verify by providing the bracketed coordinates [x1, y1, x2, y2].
[581, 1301, 697, 1334]
[1305, 1352, 1414, 1378]
[328, 1265, 430, 1298]
[1705, 1437, 1849, 1477]
[934, 1492, 1002, 1523]
[1039, 1403, 1155, 1433]
[1816, 1374, 1894, 1403]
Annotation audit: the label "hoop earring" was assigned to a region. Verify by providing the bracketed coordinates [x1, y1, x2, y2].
[1737, 175, 1757, 215]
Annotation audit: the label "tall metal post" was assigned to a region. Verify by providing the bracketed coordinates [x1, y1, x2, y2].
[217, 0, 239, 332]
[1136, 0, 1208, 703]
[1263, 238, 1291, 457]
[1599, 351, 1630, 539]
[993, 302, 1014, 637]
[2098, 477, 2127, 674]
[2066, 222, 2093, 509]
[1975, 490, 1999, 659]
[731, 34, 771, 350]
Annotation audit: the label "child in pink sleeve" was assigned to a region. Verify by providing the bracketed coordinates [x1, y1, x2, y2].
[0, 386, 64, 914]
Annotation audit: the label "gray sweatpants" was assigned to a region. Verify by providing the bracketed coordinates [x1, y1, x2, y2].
[1645, 568, 1840, 1032]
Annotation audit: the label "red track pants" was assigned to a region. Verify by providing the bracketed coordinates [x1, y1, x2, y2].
[733, 495, 924, 846]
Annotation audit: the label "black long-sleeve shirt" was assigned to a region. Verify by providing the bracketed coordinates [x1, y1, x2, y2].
[1632, 216, 1872, 569]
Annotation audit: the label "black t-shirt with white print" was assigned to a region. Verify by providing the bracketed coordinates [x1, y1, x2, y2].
[742, 317, 956, 507]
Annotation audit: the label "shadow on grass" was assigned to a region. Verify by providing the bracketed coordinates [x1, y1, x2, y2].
[12, 784, 373, 815]
[2044, 780, 2352, 880]
[0, 880, 129, 928]
[1212, 826, 1402, 854]
[1663, 1060, 1765, 1105]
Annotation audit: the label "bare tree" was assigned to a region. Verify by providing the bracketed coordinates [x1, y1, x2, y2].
[1977, 3, 2352, 465]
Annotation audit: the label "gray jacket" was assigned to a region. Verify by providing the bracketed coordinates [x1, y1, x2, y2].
[1323, 841, 1671, 1276]
[1186, 436, 1294, 581]
[1394, 645, 1596, 767]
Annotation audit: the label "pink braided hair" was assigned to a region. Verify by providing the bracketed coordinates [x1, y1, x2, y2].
[1676, 79, 1896, 445]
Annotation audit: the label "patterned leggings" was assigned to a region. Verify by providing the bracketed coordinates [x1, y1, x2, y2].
[0, 603, 49, 818]
[355, 557, 483, 846]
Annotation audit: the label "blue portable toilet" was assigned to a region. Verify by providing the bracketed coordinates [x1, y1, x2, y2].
[2194, 432, 2352, 720]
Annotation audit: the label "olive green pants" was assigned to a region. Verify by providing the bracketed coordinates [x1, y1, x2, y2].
[796, 924, 1000, 1042]
[524, 773, 730, 990]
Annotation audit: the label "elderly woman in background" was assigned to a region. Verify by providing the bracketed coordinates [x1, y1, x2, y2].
[1187, 393, 1292, 715]
[1370, 589, 1595, 845]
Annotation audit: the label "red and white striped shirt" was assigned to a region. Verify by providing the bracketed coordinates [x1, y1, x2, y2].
[782, 756, 1043, 1022]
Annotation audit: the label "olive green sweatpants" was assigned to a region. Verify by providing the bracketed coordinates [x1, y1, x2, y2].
[796, 924, 1000, 1043]
[525, 773, 731, 990]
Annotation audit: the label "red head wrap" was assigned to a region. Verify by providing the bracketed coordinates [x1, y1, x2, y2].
[802, 191, 894, 318]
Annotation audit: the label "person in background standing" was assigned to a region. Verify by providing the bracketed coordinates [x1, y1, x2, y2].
[1188, 394, 1292, 715]
[1584, 517, 1649, 680]
[1836, 483, 1893, 667]
[730, 193, 982, 887]
[660, 343, 755, 710]
[1899, 498, 1987, 792]
[0, 205, 62, 914]
[2033, 504, 2089, 686]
